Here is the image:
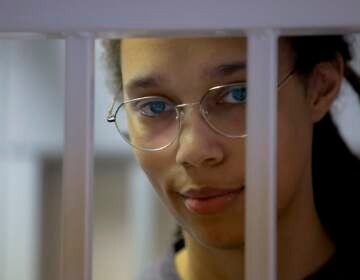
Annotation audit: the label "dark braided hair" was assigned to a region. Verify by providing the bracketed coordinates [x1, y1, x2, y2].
[289, 35, 360, 256]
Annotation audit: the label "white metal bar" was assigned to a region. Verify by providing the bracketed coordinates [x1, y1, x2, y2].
[245, 30, 278, 280]
[1, 0, 360, 35]
[61, 35, 94, 280]
[0, 40, 11, 280]
[0, 33, 49, 39]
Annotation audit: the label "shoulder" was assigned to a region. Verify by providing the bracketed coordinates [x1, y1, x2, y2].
[305, 247, 359, 279]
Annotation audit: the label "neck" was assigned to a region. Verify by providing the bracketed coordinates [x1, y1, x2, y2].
[177, 168, 335, 280]
[276, 167, 335, 280]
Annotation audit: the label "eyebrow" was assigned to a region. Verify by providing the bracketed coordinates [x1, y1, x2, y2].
[124, 74, 165, 93]
[206, 62, 247, 79]
[124, 61, 247, 93]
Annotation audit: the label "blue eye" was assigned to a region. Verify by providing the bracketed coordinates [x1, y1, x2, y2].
[149, 101, 166, 113]
[134, 98, 174, 117]
[223, 85, 247, 103]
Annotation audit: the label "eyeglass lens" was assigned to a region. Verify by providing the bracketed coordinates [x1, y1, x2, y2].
[115, 83, 247, 150]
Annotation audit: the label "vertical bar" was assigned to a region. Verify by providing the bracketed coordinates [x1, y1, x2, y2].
[0, 40, 10, 280]
[61, 35, 94, 280]
[245, 30, 278, 280]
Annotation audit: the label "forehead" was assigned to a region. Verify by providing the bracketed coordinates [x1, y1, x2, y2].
[120, 37, 294, 94]
[121, 37, 247, 76]
[121, 37, 247, 59]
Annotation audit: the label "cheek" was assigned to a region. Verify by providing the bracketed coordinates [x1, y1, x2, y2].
[134, 151, 165, 192]
[134, 150, 189, 225]
[276, 101, 313, 214]
[133, 150, 177, 204]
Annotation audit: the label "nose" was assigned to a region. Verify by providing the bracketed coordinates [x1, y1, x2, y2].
[175, 106, 224, 168]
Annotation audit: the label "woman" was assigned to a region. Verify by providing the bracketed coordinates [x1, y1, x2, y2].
[104, 36, 360, 279]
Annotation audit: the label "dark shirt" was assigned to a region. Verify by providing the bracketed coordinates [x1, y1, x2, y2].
[141, 238, 356, 280]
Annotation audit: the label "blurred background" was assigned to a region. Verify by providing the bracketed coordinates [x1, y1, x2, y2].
[0, 39, 176, 280]
[0, 36, 359, 280]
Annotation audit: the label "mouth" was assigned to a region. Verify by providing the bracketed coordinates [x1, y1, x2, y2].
[180, 186, 245, 215]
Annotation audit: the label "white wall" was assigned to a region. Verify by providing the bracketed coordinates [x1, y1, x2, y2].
[0, 38, 176, 280]
[0, 39, 66, 280]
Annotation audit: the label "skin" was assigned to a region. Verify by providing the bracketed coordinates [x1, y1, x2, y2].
[120, 37, 344, 280]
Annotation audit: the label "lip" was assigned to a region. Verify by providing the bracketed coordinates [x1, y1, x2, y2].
[180, 186, 245, 215]
[181, 187, 244, 199]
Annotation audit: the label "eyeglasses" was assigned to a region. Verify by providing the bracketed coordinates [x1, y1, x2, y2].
[107, 68, 296, 152]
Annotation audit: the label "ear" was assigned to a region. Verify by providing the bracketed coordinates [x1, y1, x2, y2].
[305, 54, 344, 123]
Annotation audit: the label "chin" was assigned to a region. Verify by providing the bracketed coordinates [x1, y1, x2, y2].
[187, 222, 245, 250]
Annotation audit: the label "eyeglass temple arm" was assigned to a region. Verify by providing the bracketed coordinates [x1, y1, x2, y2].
[278, 68, 296, 90]
[106, 97, 117, 123]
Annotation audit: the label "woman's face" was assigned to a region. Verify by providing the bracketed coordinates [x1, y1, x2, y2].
[121, 37, 314, 249]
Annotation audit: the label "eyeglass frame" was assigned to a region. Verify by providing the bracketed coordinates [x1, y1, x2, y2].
[107, 67, 297, 152]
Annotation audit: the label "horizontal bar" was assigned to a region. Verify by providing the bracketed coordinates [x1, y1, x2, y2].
[0, 32, 49, 39]
[245, 30, 278, 280]
[0, 0, 360, 35]
[61, 35, 94, 280]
